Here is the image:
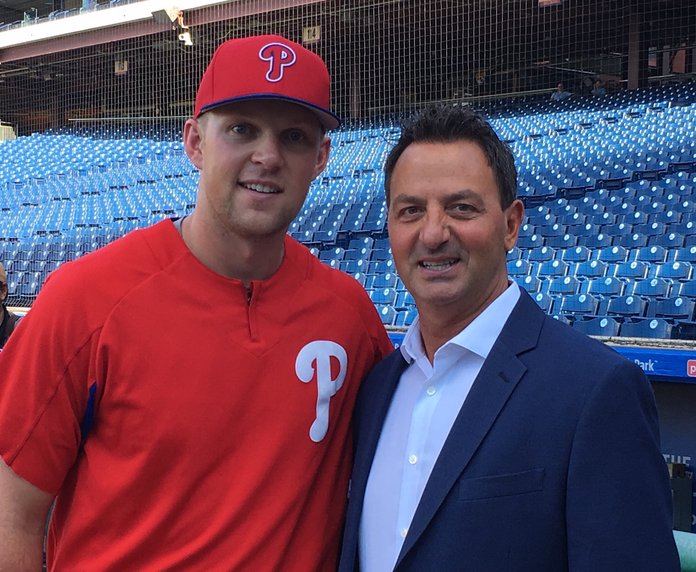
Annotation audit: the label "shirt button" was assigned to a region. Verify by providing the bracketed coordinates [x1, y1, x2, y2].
[408, 454, 418, 465]
[400, 528, 408, 538]
[426, 386, 436, 396]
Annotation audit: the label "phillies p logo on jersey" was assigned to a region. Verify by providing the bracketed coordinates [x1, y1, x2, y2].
[295, 341, 348, 442]
[258, 42, 297, 83]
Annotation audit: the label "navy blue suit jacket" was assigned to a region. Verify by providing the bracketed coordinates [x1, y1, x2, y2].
[339, 291, 679, 571]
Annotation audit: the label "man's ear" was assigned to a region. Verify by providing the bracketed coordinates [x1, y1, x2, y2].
[504, 199, 525, 251]
[312, 136, 331, 179]
[183, 118, 204, 170]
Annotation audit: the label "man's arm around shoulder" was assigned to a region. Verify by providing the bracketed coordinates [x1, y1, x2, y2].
[0, 459, 54, 571]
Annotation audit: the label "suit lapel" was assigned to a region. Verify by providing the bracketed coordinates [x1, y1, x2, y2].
[396, 291, 544, 564]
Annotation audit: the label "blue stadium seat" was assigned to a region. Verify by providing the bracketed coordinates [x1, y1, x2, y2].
[618, 233, 649, 248]
[397, 309, 418, 327]
[376, 305, 398, 326]
[319, 247, 345, 261]
[649, 232, 685, 248]
[370, 287, 398, 305]
[547, 276, 581, 296]
[545, 233, 578, 249]
[577, 203, 613, 219]
[313, 230, 337, 244]
[677, 280, 696, 299]
[369, 259, 397, 275]
[572, 316, 621, 337]
[342, 259, 368, 274]
[507, 246, 523, 260]
[674, 199, 696, 214]
[323, 259, 341, 270]
[560, 212, 587, 227]
[538, 223, 567, 237]
[507, 259, 533, 277]
[370, 248, 392, 261]
[584, 233, 613, 248]
[528, 245, 556, 262]
[18, 282, 39, 296]
[653, 210, 682, 224]
[351, 272, 368, 287]
[614, 260, 650, 280]
[12, 260, 30, 273]
[651, 296, 696, 320]
[573, 259, 608, 279]
[559, 293, 600, 317]
[574, 223, 602, 238]
[525, 207, 551, 225]
[587, 276, 624, 297]
[606, 295, 648, 318]
[620, 318, 673, 339]
[514, 275, 544, 294]
[656, 261, 693, 282]
[518, 223, 536, 237]
[674, 246, 696, 264]
[562, 245, 591, 263]
[635, 222, 666, 238]
[537, 259, 568, 277]
[395, 290, 415, 309]
[668, 221, 695, 236]
[362, 218, 386, 232]
[632, 278, 672, 298]
[393, 310, 409, 328]
[344, 248, 369, 261]
[598, 245, 629, 263]
[349, 237, 374, 251]
[618, 210, 648, 225]
[373, 272, 400, 289]
[517, 234, 544, 249]
[588, 212, 615, 226]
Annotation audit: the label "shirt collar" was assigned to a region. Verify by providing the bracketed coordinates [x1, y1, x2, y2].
[400, 281, 520, 364]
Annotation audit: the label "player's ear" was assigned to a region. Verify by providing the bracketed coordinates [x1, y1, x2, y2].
[183, 118, 204, 170]
[312, 136, 331, 179]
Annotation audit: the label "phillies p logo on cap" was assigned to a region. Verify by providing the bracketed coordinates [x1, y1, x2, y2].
[194, 34, 340, 130]
[259, 42, 297, 83]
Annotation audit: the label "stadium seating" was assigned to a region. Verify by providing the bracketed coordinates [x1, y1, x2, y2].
[1, 84, 695, 339]
[572, 316, 621, 337]
[620, 318, 674, 339]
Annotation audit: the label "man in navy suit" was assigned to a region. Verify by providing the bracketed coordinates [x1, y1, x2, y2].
[339, 105, 680, 572]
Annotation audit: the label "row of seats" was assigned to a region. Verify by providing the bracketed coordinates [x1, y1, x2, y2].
[1, 85, 695, 340]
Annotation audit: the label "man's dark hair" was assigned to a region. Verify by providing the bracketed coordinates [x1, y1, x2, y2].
[384, 104, 518, 209]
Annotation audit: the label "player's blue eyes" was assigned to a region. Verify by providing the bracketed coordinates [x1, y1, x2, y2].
[230, 124, 250, 135]
[285, 130, 307, 143]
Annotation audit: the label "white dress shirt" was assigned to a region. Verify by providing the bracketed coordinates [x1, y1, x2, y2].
[359, 282, 520, 572]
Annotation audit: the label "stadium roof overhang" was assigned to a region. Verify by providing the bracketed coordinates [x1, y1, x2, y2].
[0, 0, 324, 63]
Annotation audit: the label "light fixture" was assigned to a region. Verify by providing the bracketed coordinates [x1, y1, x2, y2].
[0, 0, 227, 49]
[175, 11, 193, 46]
[178, 30, 193, 46]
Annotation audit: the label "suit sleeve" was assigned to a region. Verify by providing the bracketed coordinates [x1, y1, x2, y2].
[565, 359, 680, 571]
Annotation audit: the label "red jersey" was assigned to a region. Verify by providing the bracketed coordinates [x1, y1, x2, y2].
[0, 219, 392, 571]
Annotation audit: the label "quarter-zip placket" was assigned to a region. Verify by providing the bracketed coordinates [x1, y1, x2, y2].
[246, 282, 260, 341]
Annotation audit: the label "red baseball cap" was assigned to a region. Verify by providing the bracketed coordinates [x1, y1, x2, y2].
[194, 34, 340, 130]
